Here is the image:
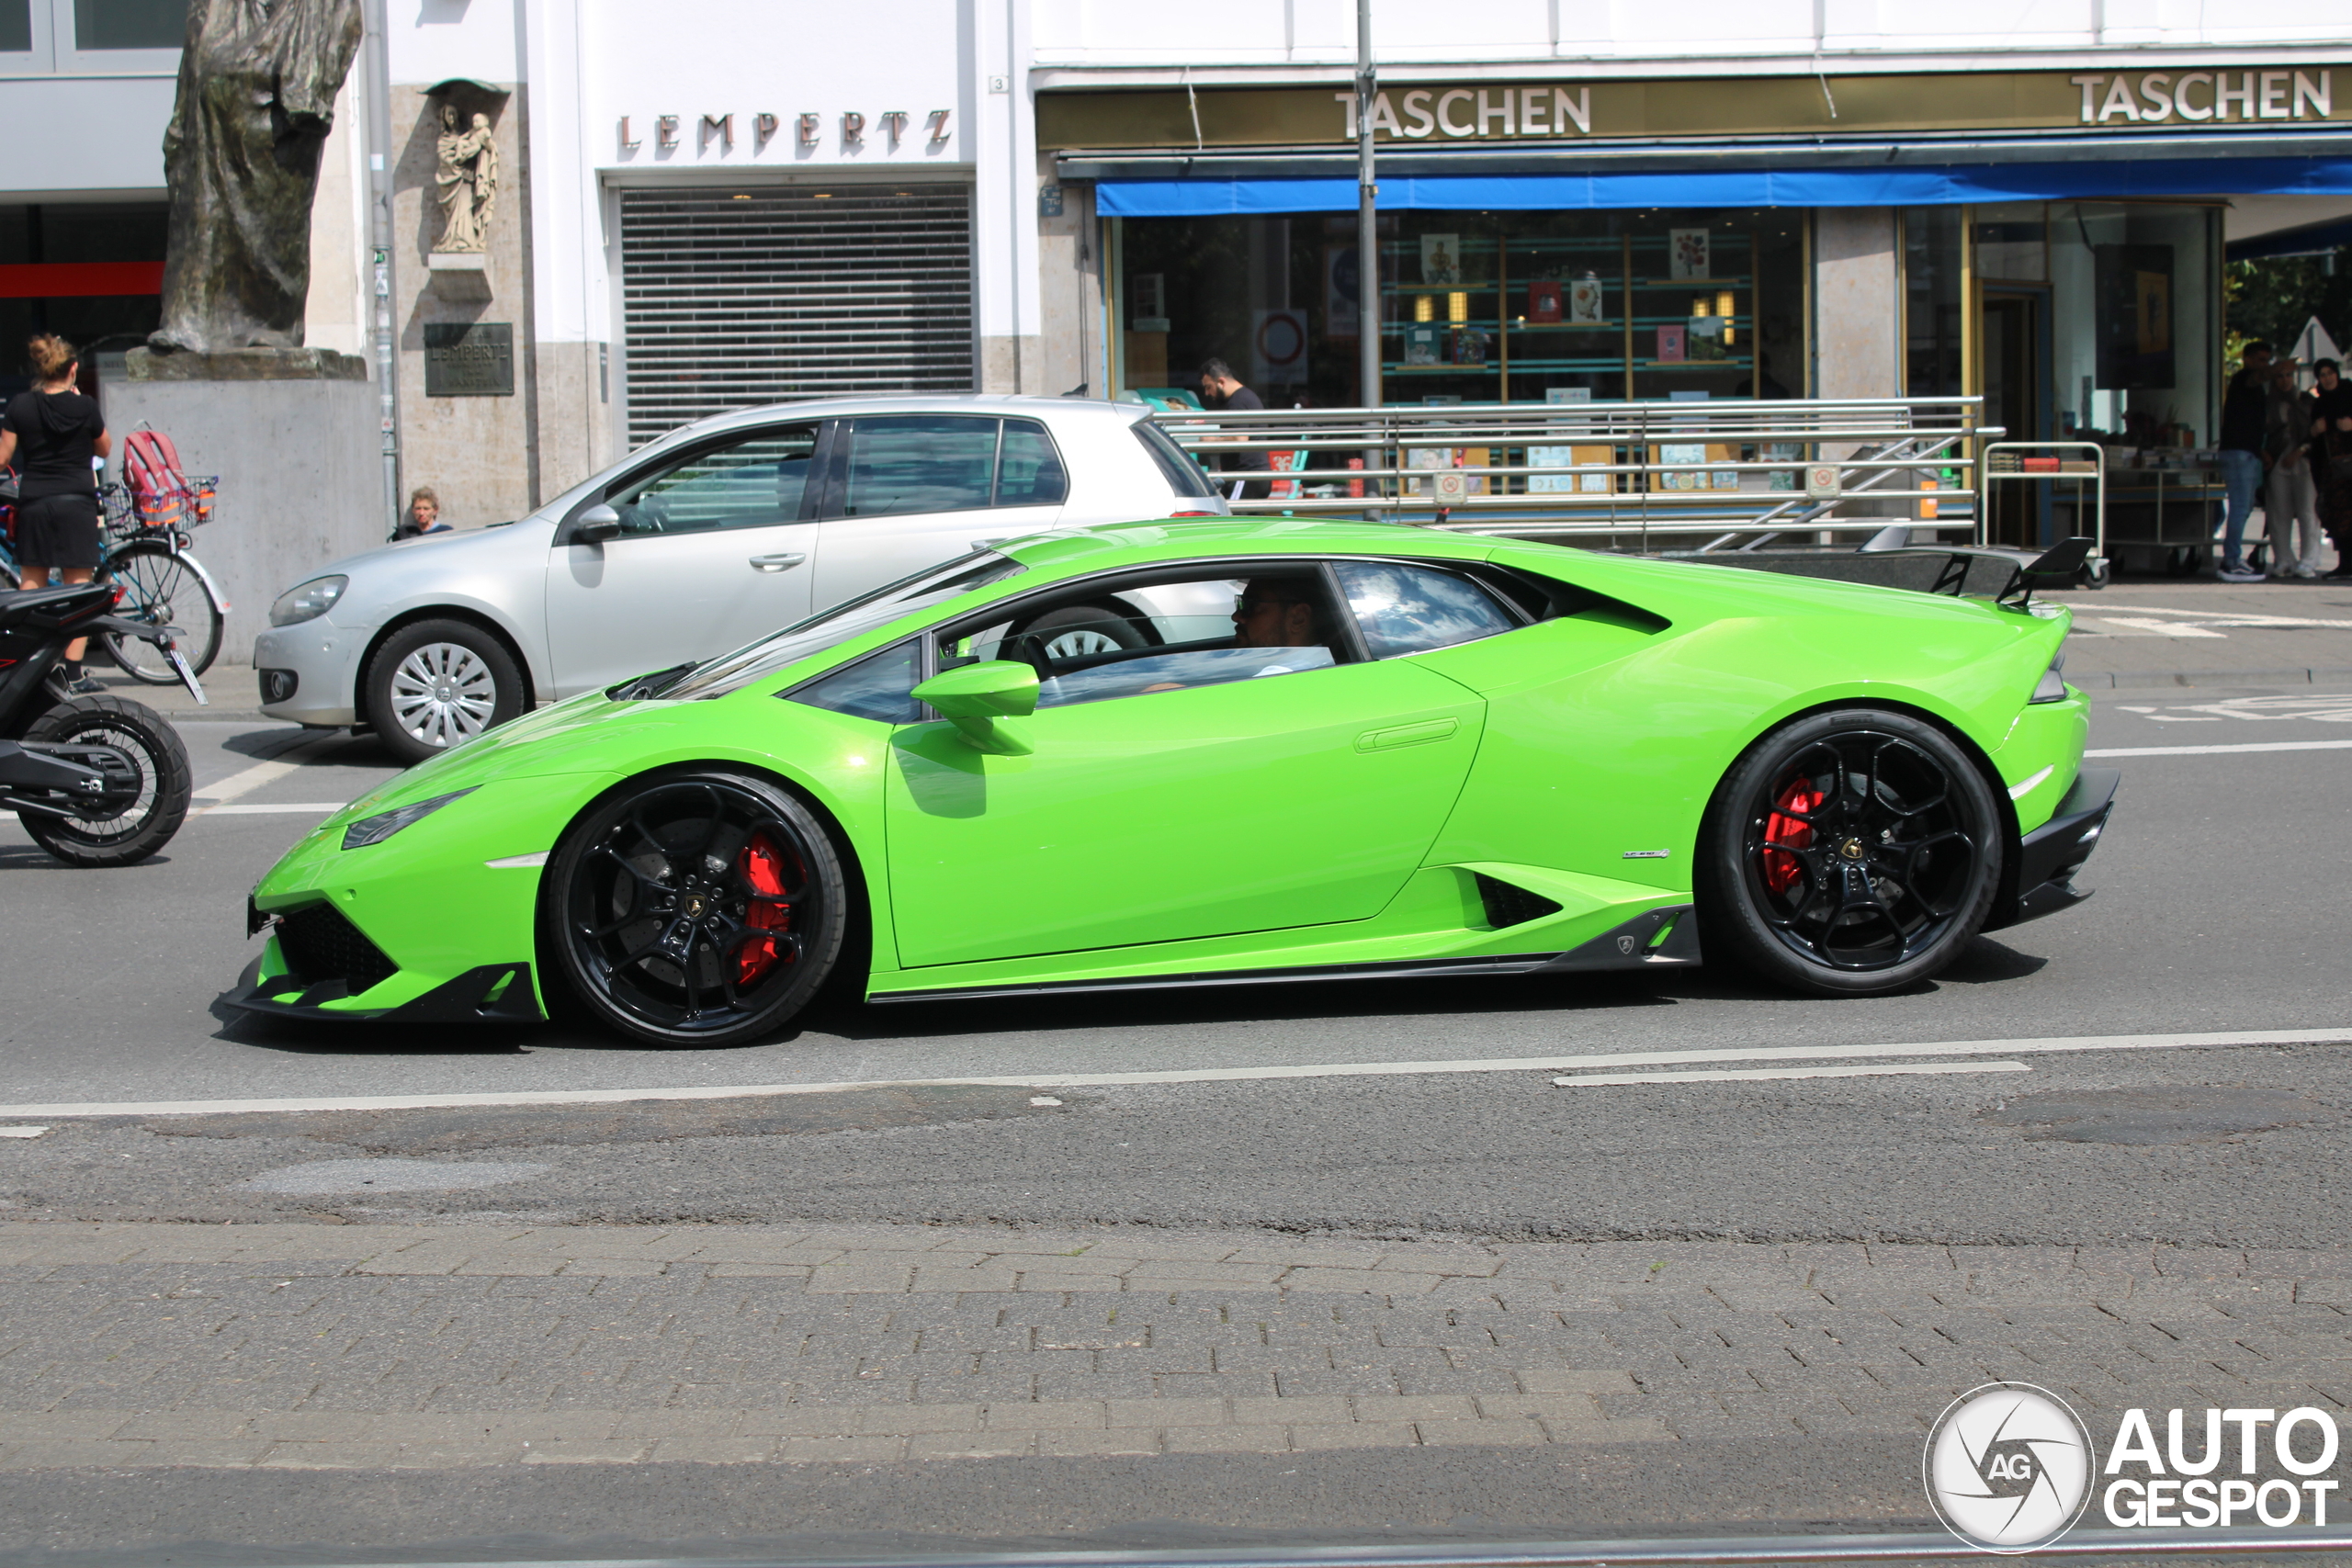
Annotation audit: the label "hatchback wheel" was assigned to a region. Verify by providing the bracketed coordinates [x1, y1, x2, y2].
[1699, 709, 2001, 996]
[544, 773, 848, 1046]
[365, 618, 526, 765]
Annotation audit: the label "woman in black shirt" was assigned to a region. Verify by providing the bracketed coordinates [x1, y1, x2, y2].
[0, 333, 113, 691]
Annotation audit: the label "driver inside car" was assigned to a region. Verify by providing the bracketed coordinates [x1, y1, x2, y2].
[1137, 576, 1333, 693]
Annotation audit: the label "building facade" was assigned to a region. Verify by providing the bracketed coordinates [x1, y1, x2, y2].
[6, 0, 2346, 563]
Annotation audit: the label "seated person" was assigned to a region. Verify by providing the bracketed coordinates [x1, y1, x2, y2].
[1135, 575, 1333, 693]
[1230, 576, 1329, 651]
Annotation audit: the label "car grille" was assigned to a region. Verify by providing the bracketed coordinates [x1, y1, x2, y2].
[277, 901, 398, 995]
[1474, 874, 1565, 930]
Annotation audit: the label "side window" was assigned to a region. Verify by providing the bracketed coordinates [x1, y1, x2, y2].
[995, 420, 1069, 507]
[605, 426, 818, 536]
[936, 570, 1344, 711]
[1334, 562, 1519, 659]
[840, 415, 1000, 519]
[786, 640, 921, 724]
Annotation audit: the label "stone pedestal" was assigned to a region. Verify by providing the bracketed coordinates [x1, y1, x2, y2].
[108, 347, 384, 666]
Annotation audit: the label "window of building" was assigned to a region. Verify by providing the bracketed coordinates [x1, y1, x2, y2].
[71, 0, 183, 49]
[0, 0, 32, 51]
[1902, 206, 1966, 400]
[1114, 208, 1805, 408]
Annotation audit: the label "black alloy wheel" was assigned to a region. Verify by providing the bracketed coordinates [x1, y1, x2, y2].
[546, 773, 848, 1046]
[1700, 708, 2001, 996]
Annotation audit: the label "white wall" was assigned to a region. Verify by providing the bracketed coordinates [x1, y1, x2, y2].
[1030, 0, 2352, 69]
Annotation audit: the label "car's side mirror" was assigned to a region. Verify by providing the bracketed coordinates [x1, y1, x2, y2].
[571, 503, 622, 545]
[910, 660, 1039, 754]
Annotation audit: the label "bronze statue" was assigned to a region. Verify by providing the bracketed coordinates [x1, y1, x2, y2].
[149, 0, 364, 354]
[433, 106, 498, 254]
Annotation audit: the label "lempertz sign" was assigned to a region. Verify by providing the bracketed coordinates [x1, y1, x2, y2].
[1035, 68, 2344, 150]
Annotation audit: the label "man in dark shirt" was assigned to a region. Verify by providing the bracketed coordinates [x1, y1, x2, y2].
[2215, 341, 2273, 581]
[1197, 357, 1272, 502]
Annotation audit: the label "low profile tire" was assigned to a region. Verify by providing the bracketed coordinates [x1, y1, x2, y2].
[1014, 602, 1149, 660]
[1698, 708, 2002, 997]
[365, 618, 526, 766]
[17, 695, 192, 866]
[544, 772, 848, 1046]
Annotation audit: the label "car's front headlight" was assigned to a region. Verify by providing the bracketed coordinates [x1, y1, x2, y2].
[342, 787, 476, 851]
[270, 575, 348, 626]
[2030, 647, 2068, 704]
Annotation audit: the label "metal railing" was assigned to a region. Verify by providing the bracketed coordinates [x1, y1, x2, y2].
[1150, 397, 1997, 551]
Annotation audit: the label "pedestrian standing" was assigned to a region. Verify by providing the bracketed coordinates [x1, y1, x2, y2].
[1197, 358, 1272, 502]
[2310, 359, 2352, 581]
[2213, 340, 2272, 581]
[2264, 358, 2323, 579]
[393, 485, 451, 541]
[0, 333, 112, 693]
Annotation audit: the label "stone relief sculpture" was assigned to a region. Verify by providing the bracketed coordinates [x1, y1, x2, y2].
[434, 106, 500, 254]
[149, 0, 365, 354]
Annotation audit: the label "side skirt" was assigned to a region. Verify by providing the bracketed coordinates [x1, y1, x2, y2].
[867, 908, 1702, 1006]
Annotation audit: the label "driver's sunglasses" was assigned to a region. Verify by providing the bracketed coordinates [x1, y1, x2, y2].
[1236, 595, 1306, 615]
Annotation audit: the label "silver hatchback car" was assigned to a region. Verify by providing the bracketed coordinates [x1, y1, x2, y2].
[254, 396, 1227, 762]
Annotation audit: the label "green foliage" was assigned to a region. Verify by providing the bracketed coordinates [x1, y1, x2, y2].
[2225, 252, 2352, 371]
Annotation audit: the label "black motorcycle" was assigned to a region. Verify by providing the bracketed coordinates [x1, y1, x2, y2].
[0, 581, 203, 865]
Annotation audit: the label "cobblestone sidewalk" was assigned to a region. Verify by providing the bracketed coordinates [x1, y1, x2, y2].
[0, 1222, 2344, 1472]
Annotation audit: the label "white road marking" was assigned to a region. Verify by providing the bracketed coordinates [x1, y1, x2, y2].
[187, 734, 349, 818]
[2086, 739, 2352, 758]
[201, 803, 350, 816]
[2089, 617, 2227, 638]
[0, 1126, 49, 1138]
[0, 1027, 2340, 1121]
[1554, 1061, 2030, 1087]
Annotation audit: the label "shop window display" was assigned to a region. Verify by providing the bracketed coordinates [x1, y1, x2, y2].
[1114, 209, 1805, 409]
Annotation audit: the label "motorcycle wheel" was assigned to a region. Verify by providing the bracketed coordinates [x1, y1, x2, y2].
[17, 695, 193, 866]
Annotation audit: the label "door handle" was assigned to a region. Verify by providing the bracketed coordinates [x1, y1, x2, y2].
[1356, 717, 1459, 752]
[748, 553, 808, 572]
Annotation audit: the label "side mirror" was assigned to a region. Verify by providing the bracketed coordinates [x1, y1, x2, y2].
[910, 660, 1039, 754]
[571, 503, 622, 545]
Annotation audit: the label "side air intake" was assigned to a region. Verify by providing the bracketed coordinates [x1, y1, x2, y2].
[1474, 873, 1565, 930]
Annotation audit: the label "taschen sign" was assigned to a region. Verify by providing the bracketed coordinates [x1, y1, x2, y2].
[1035, 68, 2344, 151]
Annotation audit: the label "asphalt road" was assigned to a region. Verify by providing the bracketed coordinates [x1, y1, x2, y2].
[1, 686, 2347, 1565]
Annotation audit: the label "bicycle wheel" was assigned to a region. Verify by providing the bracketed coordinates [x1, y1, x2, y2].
[101, 541, 223, 682]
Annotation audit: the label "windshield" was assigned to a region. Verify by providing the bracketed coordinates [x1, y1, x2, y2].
[660, 549, 1027, 701]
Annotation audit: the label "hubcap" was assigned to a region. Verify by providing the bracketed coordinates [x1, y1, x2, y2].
[390, 642, 497, 750]
[566, 781, 817, 1033]
[1747, 731, 1981, 971]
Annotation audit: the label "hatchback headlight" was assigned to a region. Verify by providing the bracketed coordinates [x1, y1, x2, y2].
[270, 575, 348, 626]
[2030, 648, 2068, 704]
[342, 787, 476, 850]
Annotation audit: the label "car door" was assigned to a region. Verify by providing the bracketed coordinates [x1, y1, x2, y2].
[879, 562, 1488, 969]
[809, 414, 1066, 612]
[543, 423, 823, 697]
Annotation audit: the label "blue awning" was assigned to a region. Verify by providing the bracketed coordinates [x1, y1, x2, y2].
[1096, 157, 2352, 218]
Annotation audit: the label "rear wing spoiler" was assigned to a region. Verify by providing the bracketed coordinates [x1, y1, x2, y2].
[1857, 528, 2094, 609]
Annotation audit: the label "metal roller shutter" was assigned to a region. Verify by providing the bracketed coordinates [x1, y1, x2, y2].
[618, 184, 975, 446]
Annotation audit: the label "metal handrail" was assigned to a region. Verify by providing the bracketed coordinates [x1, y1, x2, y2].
[1149, 397, 1996, 546]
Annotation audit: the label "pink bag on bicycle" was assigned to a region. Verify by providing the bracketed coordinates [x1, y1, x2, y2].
[121, 428, 215, 530]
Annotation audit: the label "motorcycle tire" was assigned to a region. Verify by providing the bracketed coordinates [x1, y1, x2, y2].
[17, 695, 193, 867]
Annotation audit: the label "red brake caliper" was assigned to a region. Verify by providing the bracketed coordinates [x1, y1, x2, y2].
[1761, 780, 1824, 896]
[735, 832, 797, 986]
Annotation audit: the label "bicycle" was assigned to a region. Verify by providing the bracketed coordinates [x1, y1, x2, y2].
[0, 475, 227, 682]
